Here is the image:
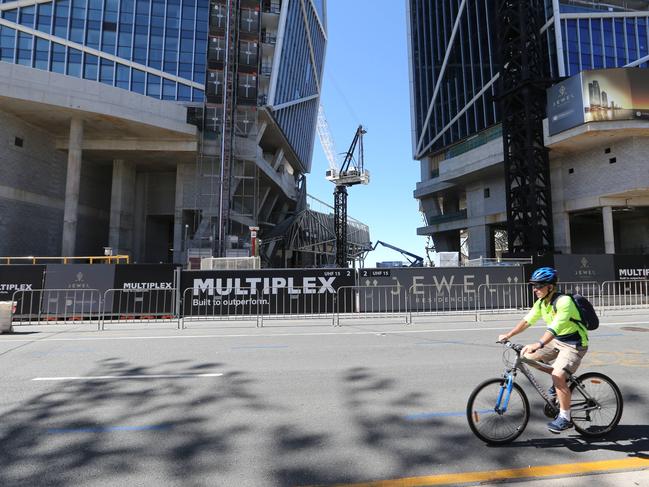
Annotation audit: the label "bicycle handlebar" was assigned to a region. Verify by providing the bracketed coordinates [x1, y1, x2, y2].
[497, 339, 524, 354]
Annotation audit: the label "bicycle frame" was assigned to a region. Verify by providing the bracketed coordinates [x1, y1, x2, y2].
[495, 353, 599, 417]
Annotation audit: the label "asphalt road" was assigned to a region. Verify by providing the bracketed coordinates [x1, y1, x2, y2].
[0, 313, 648, 486]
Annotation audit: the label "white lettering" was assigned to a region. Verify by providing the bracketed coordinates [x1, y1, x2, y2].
[317, 277, 336, 294]
[194, 278, 214, 296]
[412, 276, 424, 295]
[303, 277, 316, 294]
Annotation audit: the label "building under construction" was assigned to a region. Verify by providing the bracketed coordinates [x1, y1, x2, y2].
[0, 0, 371, 266]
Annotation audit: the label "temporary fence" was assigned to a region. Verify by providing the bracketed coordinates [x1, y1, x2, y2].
[100, 288, 178, 330]
[258, 286, 346, 327]
[334, 285, 408, 326]
[601, 280, 649, 311]
[6, 280, 649, 329]
[180, 286, 261, 328]
[11, 288, 102, 324]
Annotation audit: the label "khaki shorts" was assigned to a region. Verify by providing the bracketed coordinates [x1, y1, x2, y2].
[524, 339, 588, 376]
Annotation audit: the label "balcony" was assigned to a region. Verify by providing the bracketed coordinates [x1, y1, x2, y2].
[261, 32, 277, 45]
[427, 209, 467, 225]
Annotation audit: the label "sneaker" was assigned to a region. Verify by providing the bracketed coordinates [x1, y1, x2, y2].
[547, 416, 574, 433]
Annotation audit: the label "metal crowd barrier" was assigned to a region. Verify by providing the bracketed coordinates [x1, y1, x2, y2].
[7, 280, 649, 330]
[11, 288, 102, 325]
[258, 286, 341, 327]
[99, 288, 178, 330]
[334, 285, 407, 326]
[180, 286, 261, 329]
[601, 280, 649, 311]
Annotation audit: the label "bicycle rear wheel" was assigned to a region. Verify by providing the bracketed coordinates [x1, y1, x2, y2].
[467, 378, 530, 445]
[570, 372, 623, 437]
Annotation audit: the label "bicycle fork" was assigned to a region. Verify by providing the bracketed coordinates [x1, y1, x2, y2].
[495, 374, 515, 414]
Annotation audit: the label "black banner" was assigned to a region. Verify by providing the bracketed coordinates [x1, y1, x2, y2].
[613, 255, 649, 281]
[553, 254, 615, 284]
[42, 264, 116, 315]
[111, 264, 176, 315]
[181, 268, 355, 316]
[0, 265, 46, 315]
[357, 267, 526, 312]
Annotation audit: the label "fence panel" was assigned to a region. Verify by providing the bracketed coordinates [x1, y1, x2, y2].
[181, 286, 260, 328]
[11, 288, 101, 325]
[476, 283, 530, 314]
[258, 285, 346, 326]
[100, 288, 178, 330]
[335, 285, 407, 326]
[601, 280, 649, 311]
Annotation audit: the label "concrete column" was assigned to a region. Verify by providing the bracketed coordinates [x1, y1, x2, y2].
[61, 117, 84, 256]
[467, 225, 491, 260]
[602, 205, 615, 254]
[109, 159, 136, 255]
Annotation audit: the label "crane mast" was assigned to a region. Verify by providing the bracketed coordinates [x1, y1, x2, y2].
[317, 106, 370, 268]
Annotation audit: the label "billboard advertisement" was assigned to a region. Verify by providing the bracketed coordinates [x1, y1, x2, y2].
[0, 265, 46, 315]
[181, 269, 355, 316]
[42, 264, 116, 316]
[111, 264, 176, 315]
[357, 267, 526, 312]
[548, 68, 649, 135]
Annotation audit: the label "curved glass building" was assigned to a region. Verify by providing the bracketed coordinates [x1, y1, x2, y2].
[408, 0, 649, 258]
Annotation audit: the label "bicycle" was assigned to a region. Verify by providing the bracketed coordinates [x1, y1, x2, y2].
[466, 340, 623, 444]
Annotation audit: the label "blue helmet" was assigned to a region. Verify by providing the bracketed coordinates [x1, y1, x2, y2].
[530, 267, 557, 284]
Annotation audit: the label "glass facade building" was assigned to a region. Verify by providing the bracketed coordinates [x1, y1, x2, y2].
[407, 0, 649, 160]
[408, 0, 649, 258]
[0, 0, 207, 101]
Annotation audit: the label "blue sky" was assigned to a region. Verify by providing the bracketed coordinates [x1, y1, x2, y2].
[307, 0, 427, 267]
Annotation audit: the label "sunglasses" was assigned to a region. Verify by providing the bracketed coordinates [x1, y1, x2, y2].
[531, 283, 549, 289]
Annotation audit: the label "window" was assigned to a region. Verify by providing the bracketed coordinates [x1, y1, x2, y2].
[14, 137, 23, 147]
[484, 188, 490, 198]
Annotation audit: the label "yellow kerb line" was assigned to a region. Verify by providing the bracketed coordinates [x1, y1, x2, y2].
[328, 457, 649, 487]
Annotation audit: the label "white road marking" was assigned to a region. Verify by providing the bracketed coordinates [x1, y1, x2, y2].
[0, 321, 645, 344]
[32, 373, 223, 381]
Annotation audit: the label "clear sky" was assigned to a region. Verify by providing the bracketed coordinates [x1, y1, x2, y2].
[306, 0, 429, 268]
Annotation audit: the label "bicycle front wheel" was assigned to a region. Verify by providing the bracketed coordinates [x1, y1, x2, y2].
[571, 372, 623, 437]
[467, 378, 530, 445]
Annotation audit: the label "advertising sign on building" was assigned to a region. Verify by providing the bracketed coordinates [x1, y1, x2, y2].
[0, 265, 46, 315]
[181, 269, 355, 316]
[548, 68, 649, 136]
[547, 74, 585, 135]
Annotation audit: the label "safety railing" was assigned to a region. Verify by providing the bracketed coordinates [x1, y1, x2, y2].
[601, 280, 649, 311]
[258, 286, 342, 327]
[180, 286, 261, 329]
[100, 288, 178, 330]
[476, 283, 530, 314]
[334, 285, 408, 326]
[11, 289, 102, 324]
[2, 255, 129, 264]
[6, 280, 649, 329]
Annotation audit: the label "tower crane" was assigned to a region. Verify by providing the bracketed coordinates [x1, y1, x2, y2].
[316, 105, 370, 267]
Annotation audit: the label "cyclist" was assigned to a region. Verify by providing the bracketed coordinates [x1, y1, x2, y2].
[498, 266, 588, 433]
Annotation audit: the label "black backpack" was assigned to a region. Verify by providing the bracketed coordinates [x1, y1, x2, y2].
[551, 292, 599, 331]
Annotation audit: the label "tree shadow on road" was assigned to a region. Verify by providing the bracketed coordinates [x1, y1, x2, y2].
[0, 357, 278, 487]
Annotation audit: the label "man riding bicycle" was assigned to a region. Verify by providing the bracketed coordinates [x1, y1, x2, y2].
[498, 267, 589, 433]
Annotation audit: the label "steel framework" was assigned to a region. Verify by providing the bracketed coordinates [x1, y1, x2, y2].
[498, 0, 554, 255]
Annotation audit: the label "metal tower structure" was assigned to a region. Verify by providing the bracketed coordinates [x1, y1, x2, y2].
[497, 0, 554, 255]
[317, 106, 370, 268]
